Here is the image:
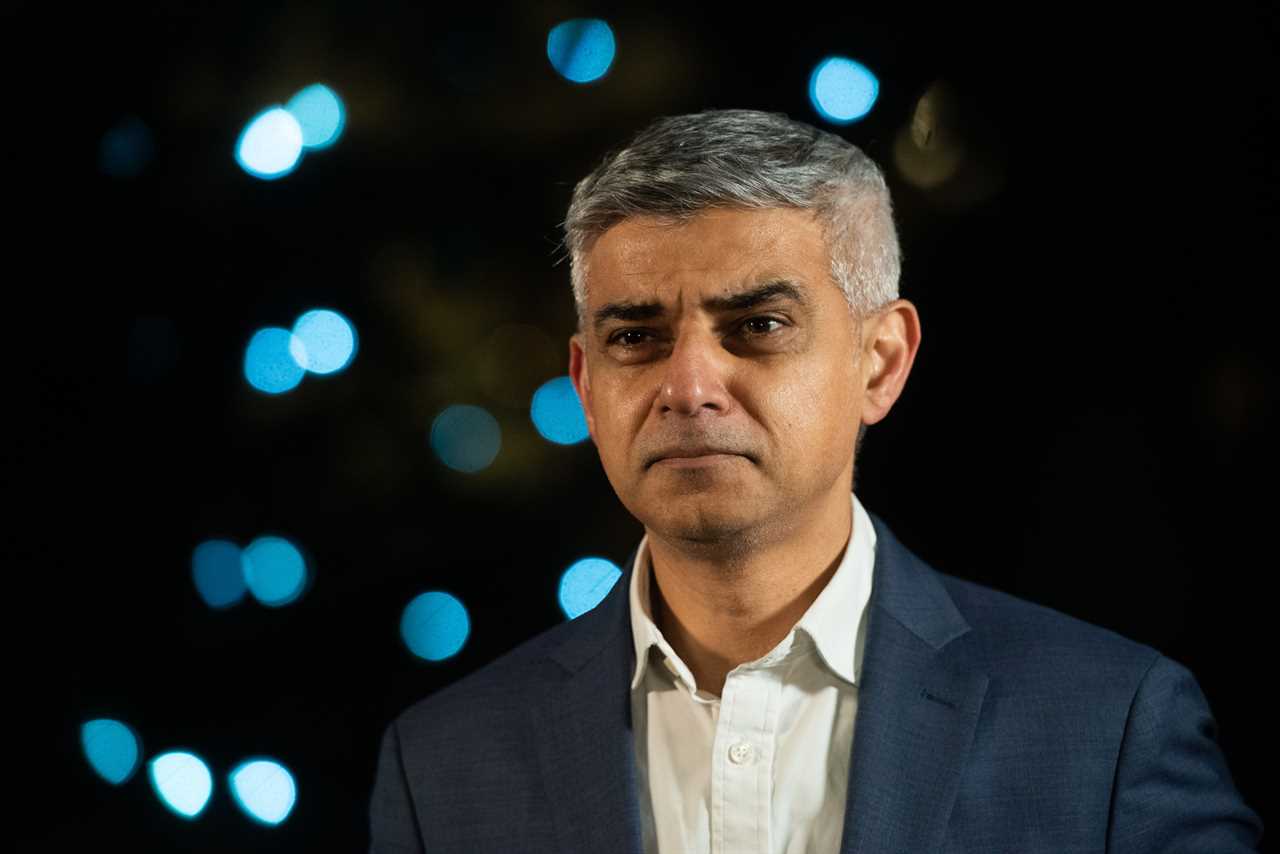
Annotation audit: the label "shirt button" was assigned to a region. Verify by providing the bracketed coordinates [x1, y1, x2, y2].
[728, 741, 756, 766]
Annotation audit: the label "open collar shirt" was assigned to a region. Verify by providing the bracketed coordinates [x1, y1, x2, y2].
[628, 490, 878, 854]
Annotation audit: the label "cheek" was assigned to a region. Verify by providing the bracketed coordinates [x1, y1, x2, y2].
[763, 366, 856, 449]
[594, 386, 643, 458]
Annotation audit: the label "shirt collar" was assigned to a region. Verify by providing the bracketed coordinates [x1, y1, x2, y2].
[628, 490, 877, 693]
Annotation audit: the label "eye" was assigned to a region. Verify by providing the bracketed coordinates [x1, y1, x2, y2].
[607, 329, 654, 348]
[739, 316, 786, 337]
[606, 317, 787, 350]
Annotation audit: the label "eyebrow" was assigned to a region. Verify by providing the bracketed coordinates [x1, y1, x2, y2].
[591, 280, 810, 334]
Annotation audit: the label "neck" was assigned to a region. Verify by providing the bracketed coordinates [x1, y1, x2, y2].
[646, 488, 853, 698]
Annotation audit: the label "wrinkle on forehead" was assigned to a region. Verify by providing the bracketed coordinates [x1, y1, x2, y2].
[587, 208, 828, 301]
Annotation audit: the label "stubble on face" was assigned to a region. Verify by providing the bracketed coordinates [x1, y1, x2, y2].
[573, 207, 863, 566]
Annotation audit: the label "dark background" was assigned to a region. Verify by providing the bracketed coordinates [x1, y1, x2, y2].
[14, 1, 1274, 850]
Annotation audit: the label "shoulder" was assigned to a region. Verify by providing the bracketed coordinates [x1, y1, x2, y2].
[932, 568, 1161, 695]
[388, 610, 594, 742]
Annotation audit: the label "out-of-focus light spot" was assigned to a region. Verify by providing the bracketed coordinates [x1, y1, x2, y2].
[149, 751, 213, 819]
[558, 557, 621, 619]
[100, 116, 154, 178]
[244, 327, 307, 394]
[285, 83, 345, 150]
[547, 18, 616, 83]
[241, 536, 309, 607]
[235, 107, 304, 180]
[400, 591, 470, 661]
[229, 758, 297, 825]
[531, 376, 589, 445]
[809, 56, 879, 125]
[192, 539, 247, 609]
[893, 79, 965, 190]
[291, 308, 356, 375]
[429, 404, 501, 473]
[892, 127, 962, 189]
[892, 79, 1003, 206]
[81, 719, 141, 785]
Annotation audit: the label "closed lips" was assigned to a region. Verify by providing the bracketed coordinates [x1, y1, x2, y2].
[649, 447, 747, 466]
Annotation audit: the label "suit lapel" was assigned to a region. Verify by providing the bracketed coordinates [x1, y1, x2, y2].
[533, 510, 990, 854]
[533, 542, 645, 854]
[838, 512, 990, 853]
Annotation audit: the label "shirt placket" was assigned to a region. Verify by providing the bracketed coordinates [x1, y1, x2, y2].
[711, 659, 782, 854]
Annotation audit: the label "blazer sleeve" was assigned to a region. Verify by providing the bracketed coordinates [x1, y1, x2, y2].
[369, 719, 426, 854]
[1106, 653, 1264, 853]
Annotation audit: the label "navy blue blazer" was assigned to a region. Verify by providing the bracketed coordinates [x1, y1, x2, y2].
[370, 509, 1264, 852]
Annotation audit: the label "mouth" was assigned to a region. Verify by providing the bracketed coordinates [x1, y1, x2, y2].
[650, 452, 745, 469]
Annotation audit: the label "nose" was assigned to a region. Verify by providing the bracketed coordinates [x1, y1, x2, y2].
[658, 326, 734, 417]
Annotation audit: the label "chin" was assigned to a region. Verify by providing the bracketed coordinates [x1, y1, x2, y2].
[642, 499, 762, 545]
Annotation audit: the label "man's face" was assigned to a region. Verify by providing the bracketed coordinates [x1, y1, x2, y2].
[569, 206, 873, 552]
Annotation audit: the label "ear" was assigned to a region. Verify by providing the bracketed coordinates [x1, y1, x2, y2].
[860, 300, 922, 428]
[568, 333, 598, 444]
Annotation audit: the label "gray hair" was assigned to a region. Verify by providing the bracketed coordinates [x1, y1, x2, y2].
[561, 108, 902, 337]
[561, 108, 900, 469]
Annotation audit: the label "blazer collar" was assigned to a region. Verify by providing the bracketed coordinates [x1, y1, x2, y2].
[534, 506, 990, 854]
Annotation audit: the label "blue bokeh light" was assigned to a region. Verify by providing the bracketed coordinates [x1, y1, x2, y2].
[192, 539, 247, 609]
[285, 83, 345, 150]
[81, 718, 141, 785]
[429, 405, 501, 473]
[149, 751, 213, 819]
[291, 308, 357, 375]
[547, 19, 616, 84]
[235, 106, 304, 180]
[400, 591, 471, 661]
[99, 116, 154, 178]
[808, 56, 879, 125]
[241, 536, 308, 608]
[229, 758, 297, 826]
[244, 327, 307, 394]
[558, 557, 622, 619]
[530, 376, 589, 445]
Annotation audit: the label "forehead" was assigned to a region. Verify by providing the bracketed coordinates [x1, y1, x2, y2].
[583, 207, 833, 303]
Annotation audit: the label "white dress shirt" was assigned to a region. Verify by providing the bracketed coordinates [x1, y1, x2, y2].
[628, 490, 878, 854]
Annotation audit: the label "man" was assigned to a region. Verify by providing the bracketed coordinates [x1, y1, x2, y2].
[369, 109, 1263, 852]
